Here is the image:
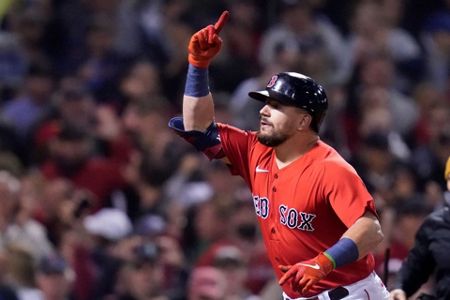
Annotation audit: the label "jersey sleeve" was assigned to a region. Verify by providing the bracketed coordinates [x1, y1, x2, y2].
[322, 160, 377, 228]
[217, 123, 257, 185]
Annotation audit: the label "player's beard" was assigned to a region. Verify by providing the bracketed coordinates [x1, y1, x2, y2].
[257, 130, 289, 147]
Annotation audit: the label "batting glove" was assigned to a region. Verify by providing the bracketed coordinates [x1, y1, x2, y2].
[188, 11, 229, 68]
[278, 252, 334, 294]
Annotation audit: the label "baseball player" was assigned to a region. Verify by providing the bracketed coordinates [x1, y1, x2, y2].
[169, 11, 390, 299]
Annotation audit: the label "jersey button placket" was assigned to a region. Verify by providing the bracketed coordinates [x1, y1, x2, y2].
[272, 173, 278, 192]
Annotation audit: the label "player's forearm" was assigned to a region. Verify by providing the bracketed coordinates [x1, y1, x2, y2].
[182, 62, 215, 130]
[320, 212, 382, 270]
[342, 212, 384, 259]
[183, 93, 215, 131]
[182, 11, 229, 131]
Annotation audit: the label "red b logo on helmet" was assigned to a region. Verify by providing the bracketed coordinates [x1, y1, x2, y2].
[267, 75, 278, 88]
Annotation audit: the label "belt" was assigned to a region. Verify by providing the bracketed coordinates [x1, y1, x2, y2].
[284, 287, 349, 300]
[328, 287, 350, 300]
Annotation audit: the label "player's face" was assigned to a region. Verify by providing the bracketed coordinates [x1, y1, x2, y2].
[257, 99, 308, 147]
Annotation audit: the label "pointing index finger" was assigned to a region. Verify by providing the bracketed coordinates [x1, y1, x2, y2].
[214, 10, 230, 33]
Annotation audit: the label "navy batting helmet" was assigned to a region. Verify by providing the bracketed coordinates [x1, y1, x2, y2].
[248, 72, 328, 132]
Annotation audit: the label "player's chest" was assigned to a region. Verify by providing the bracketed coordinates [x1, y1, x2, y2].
[250, 160, 324, 218]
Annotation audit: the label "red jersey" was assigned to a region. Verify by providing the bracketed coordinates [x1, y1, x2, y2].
[217, 123, 377, 298]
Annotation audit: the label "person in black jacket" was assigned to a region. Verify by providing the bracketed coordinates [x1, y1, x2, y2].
[390, 156, 450, 300]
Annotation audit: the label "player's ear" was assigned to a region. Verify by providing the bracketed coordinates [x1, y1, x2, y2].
[297, 113, 312, 131]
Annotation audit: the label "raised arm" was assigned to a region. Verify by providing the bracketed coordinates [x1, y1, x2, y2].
[183, 11, 229, 131]
[169, 11, 230, 161]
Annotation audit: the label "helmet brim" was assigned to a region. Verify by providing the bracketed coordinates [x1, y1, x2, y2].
[248, 90, 270, 102]
[248, 90, 294, 107]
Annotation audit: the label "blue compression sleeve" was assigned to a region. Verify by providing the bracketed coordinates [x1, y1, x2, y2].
[324, 237, 359, 269]
[184, 64, 209, 97]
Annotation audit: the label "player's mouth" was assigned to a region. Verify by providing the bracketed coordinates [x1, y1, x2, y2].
[260, 119, 272, 128]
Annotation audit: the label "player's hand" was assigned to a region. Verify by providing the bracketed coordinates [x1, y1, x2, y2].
[278, 252, 334, 294]
[188, 10, 230, 68]
[389, 289, 407, 300]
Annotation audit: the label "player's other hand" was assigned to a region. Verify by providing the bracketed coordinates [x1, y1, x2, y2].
[188, 10, 230, 68]
[278, 252, 334, 294]
[389, 289, 407, 300]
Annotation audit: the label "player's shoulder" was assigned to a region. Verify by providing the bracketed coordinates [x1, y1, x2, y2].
[315, 141, 358, 175]
[314, 141, 346, 164]
[216, 122, 269, 157]
[217, 122, 257, 139]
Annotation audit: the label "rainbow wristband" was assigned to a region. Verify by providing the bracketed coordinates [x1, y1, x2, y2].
[184, 64, 210, 97]
[324, 237, 359, 269]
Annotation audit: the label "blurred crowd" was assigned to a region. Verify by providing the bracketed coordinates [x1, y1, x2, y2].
[0, 0, 449, 299]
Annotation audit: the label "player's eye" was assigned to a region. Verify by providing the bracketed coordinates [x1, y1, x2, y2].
[266, 100, 280, 109]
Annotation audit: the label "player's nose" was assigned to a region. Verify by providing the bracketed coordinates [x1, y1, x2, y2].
[259, 104, 270, 117]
